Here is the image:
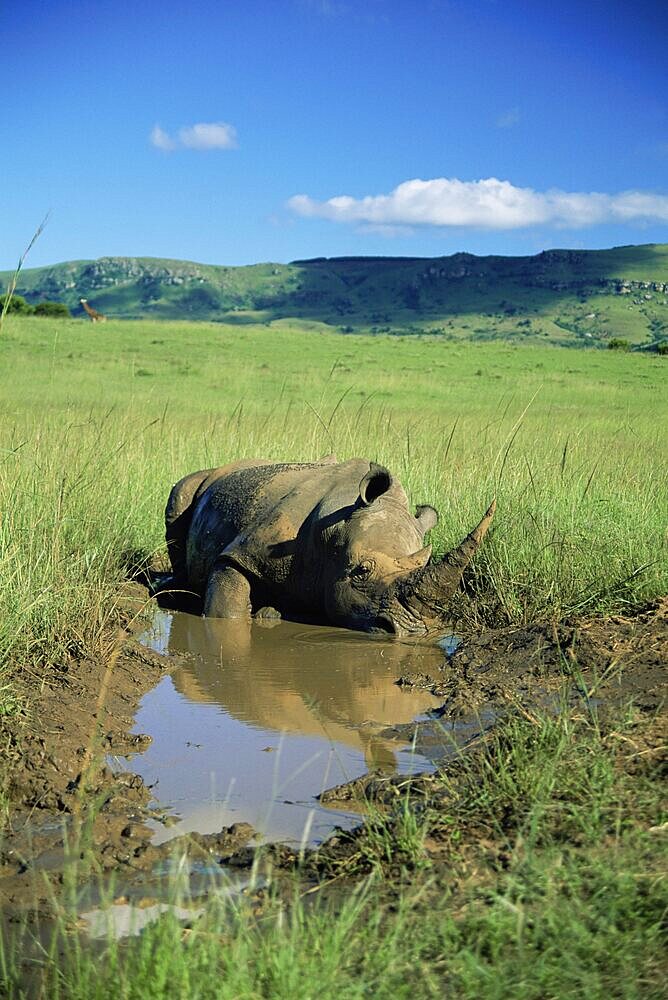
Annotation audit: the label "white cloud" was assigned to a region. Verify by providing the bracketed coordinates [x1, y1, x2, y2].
[150, 124, 176, 151]
[149, 121, 238, 152]
[288, 177, 668, 231]
[496, 107, 521, 128]
[178, 122, 238, 150]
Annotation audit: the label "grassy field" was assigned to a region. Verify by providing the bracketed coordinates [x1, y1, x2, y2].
[1, 314, 666, 681]
[0, 313, 666, 995]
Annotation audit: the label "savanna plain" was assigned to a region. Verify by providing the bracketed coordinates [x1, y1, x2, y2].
[1, 314, 666, 997]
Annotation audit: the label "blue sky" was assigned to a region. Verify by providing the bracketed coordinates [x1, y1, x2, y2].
[3, 0, 667, 269]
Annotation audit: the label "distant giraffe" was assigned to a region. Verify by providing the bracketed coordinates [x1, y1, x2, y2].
[80, 298, 106, 323]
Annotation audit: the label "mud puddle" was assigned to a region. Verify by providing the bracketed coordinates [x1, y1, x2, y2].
[114, 611, 462, 847]
[3, 592, 664, 949]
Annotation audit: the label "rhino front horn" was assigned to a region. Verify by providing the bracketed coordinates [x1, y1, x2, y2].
[393, 500, 496, 621]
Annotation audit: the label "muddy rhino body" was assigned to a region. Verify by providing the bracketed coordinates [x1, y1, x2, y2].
[165, 457, 494, 636]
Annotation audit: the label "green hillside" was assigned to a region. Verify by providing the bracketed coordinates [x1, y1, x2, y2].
[3, 244, 667, 347]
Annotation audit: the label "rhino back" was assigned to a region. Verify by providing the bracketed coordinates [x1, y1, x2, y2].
[186, 460, 361, 591]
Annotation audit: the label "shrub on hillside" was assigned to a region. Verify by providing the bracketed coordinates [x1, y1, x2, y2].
[607, 338, 630, 351]
[0, 294, 33, 314]
[34, 301, 71, 318]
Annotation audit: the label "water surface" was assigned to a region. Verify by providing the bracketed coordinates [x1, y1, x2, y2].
[122, 611, 450, 846]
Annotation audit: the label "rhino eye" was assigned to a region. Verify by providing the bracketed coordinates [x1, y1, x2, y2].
[350, 561, 373, 583]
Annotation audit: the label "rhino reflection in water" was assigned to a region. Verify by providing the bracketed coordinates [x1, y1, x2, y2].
[166, 613, 447, 773]
[166, 456, 495, 636]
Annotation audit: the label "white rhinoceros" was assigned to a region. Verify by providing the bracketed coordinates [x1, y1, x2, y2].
[165, 456, 495, 636]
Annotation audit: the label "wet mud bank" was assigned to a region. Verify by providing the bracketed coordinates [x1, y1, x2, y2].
[1, 593, 665, 922]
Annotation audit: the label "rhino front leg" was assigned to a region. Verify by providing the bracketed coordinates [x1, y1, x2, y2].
[204, 562, 253, 619]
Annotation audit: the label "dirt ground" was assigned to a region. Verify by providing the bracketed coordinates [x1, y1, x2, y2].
[1, 592, 665, 920]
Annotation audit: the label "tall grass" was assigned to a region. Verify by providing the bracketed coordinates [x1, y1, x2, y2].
[0, 412, 159, 670]
[0, 217, 48, 333]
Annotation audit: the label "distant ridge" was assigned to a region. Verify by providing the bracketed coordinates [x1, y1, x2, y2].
[4, 244, 667, 347]
[291, 255, 426, 264]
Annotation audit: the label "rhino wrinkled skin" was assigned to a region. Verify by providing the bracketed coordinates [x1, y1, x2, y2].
[165, 456, 495, 636]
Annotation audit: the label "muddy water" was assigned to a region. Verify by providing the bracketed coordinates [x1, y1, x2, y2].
[119, 611, 451, 847]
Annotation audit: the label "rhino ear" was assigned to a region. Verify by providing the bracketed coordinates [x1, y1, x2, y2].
[358, 463, 392, 506]
[415, 504, 439, 533]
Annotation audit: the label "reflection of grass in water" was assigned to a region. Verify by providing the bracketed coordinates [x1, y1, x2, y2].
[2, 711, 664, 997]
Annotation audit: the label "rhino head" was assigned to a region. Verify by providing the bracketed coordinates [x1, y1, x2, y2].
[320, 463, 495, 637]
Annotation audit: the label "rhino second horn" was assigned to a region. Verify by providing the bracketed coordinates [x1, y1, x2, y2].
[393, 500, 496, 618]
